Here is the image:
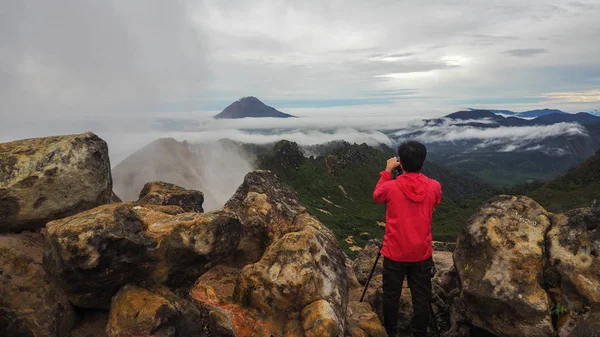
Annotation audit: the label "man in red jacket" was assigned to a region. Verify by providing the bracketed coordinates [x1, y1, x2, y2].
[373, 141, 442, 337]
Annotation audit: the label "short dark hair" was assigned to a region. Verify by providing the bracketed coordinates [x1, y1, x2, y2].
[397, 141, 427, 172]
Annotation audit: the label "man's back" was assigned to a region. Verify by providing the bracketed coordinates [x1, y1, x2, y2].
[373, 171, 441, 262]
[372, 141, 442, 337]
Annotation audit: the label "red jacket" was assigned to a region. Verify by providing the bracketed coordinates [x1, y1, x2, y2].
[373, 171, 442, 262]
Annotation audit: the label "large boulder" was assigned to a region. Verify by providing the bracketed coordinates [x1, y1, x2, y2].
[234, 224, 348, 334]
[229, 171, 349, 336]
[0, 232, 76, 337]
[546, 207, 600, 336]
[106, 285, 205, 337]
[547, 208, 599, 303]
[353, 239, 382, 286]
[0, 132, 114, 232]
[137, 181, 204, 213]
[44, 202, 241, 309]
[453, 195, 554, 337]
[223, 170, 307, 265]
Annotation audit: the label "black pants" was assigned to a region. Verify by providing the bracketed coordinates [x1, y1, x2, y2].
[382, 256, 434, 337]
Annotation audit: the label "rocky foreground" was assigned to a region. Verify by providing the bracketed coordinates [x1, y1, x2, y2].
[0, 132, 598, 337]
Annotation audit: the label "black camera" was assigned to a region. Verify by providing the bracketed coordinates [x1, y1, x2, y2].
[393, 156, 402, 177]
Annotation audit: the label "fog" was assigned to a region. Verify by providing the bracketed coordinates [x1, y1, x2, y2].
[104, 112, 592, 210]
[3, 0, 599, 211]
[392, 118, 588, 153]
[111, 137, 255, 211]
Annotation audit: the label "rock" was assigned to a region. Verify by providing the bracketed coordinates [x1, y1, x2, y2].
[110, 191, 122, 203]
[567, 304, 600, 337]
[141, 204, 186, 215]
[547, 208, 599, 303]
[191, 283, 222, 306]
[137, 181, 204, 213]
[106, 285, 206, 337]
[230, 171, 348, 336]
[160, 211, 242, 288]
[193, 264, 242, 303]
[301, 300, 341, 337]
[223, 170, 307, 265]
[190, 286, 275, 337]
[432, 250, 454, 274]
[344, 252, 362, 289]
[0, 132, 113, 232]
[68, 310, 109, 337]
[0, 232, 76, 337]
[44, 202, 241, 309]
[353, 239, 383, 286]
[234, 225, 348, 333]
[453, 195, 554, 337]
[432, 241, 457, 252]
[209, 309, 237, 337]
[345, 301, 387, 337]
[546, 208, 600, 337]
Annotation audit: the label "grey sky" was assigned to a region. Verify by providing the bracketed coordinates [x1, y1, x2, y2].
[1, 0, 600, 142]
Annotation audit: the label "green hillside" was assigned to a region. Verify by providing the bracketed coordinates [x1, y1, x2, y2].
[256, 140, 497, 256]
[528, 149, 600, 213]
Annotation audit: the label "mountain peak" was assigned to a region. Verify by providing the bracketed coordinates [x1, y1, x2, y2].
[445, 110, 500, 120]
[214, 97, 295, 119]
[517, 108, 567, 118]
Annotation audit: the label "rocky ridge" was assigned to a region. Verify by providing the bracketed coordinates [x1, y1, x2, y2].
[0, 132, 598, 337]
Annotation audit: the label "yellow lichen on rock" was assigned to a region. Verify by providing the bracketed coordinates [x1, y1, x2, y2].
[0, 132, 115, 232]
[345, 301, 387, 337]
[301, 300, 341, 337]
[453, 195, 555, 337]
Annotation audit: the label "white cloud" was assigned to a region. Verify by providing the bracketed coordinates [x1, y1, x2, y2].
[2, 0, 600, 145]
[541, 89, 600, 103]
[401, 121, 586, 143]
[392, 120, 588, 152]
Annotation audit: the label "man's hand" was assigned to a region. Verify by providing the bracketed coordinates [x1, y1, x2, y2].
[385, 157, 401, 173]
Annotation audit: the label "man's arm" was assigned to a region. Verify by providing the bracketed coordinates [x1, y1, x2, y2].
[373, 171, 392, 204]
[374, 157, 401, 204]
[435, 181, 442, 206]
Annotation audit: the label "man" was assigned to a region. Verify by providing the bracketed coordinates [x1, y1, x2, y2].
[373, 141, 442, 337]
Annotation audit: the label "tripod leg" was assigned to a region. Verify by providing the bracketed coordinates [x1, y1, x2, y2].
[359, 251, 381, 302]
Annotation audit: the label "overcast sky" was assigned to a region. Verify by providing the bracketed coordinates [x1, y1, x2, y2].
[2, 0, 600, 142]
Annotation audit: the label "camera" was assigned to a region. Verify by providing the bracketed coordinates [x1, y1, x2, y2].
[393, 156, 402, 177]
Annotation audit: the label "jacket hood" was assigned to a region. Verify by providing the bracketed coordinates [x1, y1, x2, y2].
[396, 173, 429, 202]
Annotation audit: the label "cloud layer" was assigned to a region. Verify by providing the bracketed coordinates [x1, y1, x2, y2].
[2, 0, 600, 150]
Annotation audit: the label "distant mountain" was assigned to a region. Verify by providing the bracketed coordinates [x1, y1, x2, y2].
[256, 140, 496, 253]
[532, 112, 600, 125]
[446, 110, 501, 120]
[529, 149, 600, 213]
[469, 108, 517, 115]
[588, 109, 600, 117]
[517, 108, 567, 118]
[393, 109, 600, 186]
[444, 109, 600, 127]
[214, 96, 295, 119]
